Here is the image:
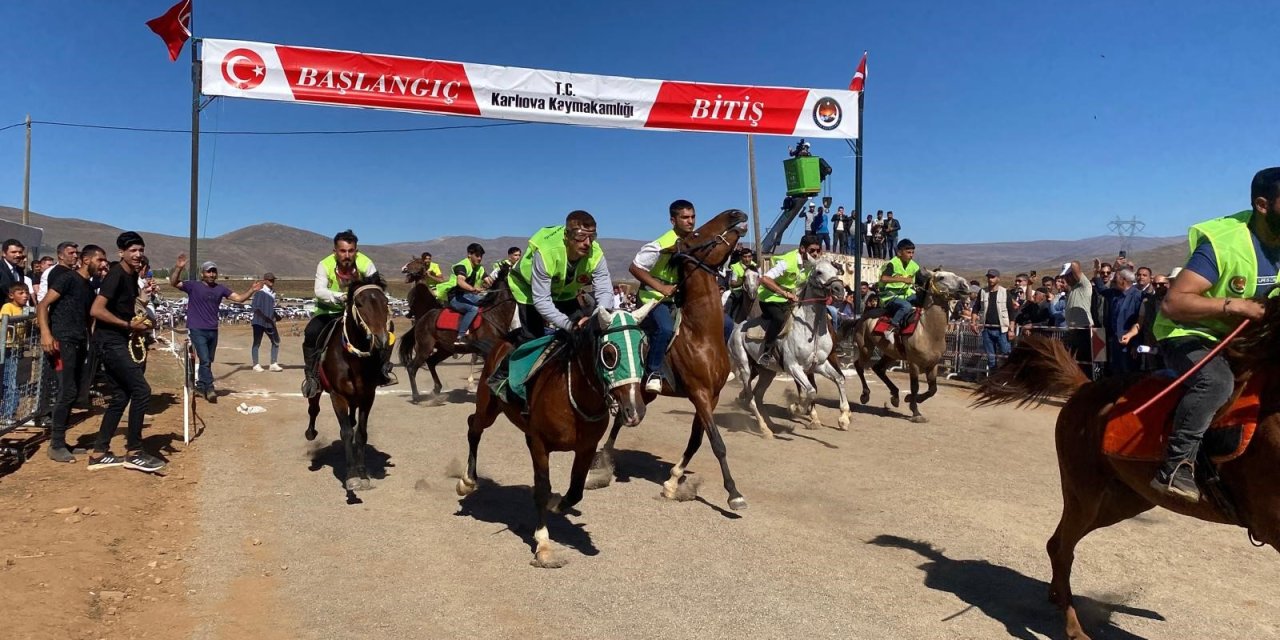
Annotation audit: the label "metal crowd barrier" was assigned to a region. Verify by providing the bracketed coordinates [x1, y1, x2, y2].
[0, 313, 49, 435]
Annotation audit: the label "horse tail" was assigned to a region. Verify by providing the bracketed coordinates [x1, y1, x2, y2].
[971, 334, 1088, 408]
[398, 319, 417, 367]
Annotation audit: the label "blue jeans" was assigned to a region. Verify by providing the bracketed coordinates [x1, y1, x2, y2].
[641, 301, 675, 377]
[189, 328, 218, 392]
[980, 327, 1011, 370]
[450, 292, 483, 337]
[884, 293, 920, 328]
[251, 324, 280, 365]
[723, 312, 734, 343]
[2, 348, 17, 419]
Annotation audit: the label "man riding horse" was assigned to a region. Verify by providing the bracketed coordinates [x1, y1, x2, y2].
[301, 229, 395, 398]
[440, 243, 487, 345]
[631, 199, 699, 393]
[487, 210, 615, 390]
[875, 238, 922, 340]
[725, 246, 759, 321]
[756, 234, 824, 366]
[1149, 167, 1280, 502]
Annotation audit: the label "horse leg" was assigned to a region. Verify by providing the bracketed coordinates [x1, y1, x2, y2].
[786, 361, 821, 429]
[464, 354, 480, 393]
[457, 368, 502, 496]
[749, 368, 778, 438]
[906, 366, 927, 424]
[817, 360, 851, 430]
[304, 391, 321, 441]
[557, 443, 596, 513]
[329, 395, 361, 491]
[405, 345, 422, 404]
[353, 396, 373, 489]
[663, 390, 746, 510]
[1048, 476, 1153, 640]
[855, 357, 872, 405]
[426, 349, 448, 397]
[873, 355, 900, 409]
[586, 413, 625, 490]
[528, 436, 565, 568]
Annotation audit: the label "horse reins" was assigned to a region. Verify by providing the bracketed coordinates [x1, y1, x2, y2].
[342, 284, 390, 358]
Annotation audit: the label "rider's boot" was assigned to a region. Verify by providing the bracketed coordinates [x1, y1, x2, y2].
[487, 357, 511, 401]
[757, 343, 777, 367]
[301, 344, 321, 398]
[1149, 458, 1200, 503]
[378, 347, 398, 387]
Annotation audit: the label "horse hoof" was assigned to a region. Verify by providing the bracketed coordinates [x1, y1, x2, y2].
[805, 420, 822, 430]
[890, 395, 901, 408]
[530, 552, 567, 569]
[344, 477, 370, 491]
[911, 415, 928, 424]
[728, 496, 748, 510]
[304, 428, 317, 442]
[585, 469, 614, 490]
[859, 392, 871, 405]
[455, 478, 477, 496]
[757, 425, 775, 439]
[837, 414, 851, 430]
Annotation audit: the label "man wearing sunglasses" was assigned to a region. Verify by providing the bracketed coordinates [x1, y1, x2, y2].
[756, 234, 824, 366]
[631, 200, 697, 392]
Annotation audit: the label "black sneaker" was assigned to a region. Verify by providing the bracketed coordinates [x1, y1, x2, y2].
[87, 452, 125, 471]
[204, 388, 218, 403]
[47, 445, 76, 463]
[1150, 463, 1200, 503]
[122, 451, 166, 473]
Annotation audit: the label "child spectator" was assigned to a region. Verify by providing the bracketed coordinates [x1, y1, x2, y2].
[1, 283, 30, 424]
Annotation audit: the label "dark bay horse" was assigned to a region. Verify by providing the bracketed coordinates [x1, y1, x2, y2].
[589, 209, 751, 510]
[401, 257, 443, 320]
[399, 261, 517, 401]
[457, 304, 654, 567]
[304, 274, 392, 492]
[972, 315, 1280, 640]
[851, 269, 969, 422]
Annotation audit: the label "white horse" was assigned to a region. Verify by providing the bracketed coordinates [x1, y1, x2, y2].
[729, 259, 850, 437]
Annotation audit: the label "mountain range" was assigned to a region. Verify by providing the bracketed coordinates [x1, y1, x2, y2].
[0, 205, 1189, 280]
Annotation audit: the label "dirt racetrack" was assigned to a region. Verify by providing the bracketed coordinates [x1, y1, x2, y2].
[2, 323, 1278, 639]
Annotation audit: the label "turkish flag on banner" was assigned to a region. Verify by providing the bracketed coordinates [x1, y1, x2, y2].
[848, 51, 867, 92]
[145, 0, 192, 62]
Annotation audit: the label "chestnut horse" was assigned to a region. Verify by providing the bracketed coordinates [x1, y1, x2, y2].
[973, 318, 1280, 640]
[589, 209, 751, 510]
[304, 274, 392, 492]
[399, 261, 516, 401]
[457, 304, 654, 567]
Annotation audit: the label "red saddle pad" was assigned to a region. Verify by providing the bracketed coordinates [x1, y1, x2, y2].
[436, 309, 483, 333]
[1103, 376, 1261, 464]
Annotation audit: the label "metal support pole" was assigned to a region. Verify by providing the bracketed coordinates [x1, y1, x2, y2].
[748, 134, 762, 260]
[852, 91, 864, 313]
[22, 114, 31, 226]
[188, 37, 201, 271]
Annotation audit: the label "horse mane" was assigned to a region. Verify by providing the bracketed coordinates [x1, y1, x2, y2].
[971, 334, 1090, 408]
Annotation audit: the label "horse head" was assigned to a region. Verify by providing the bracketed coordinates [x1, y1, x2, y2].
[803, 259, 847, 302]
[920, 267, 970, 306]
[402, 257, 427, 284]
[584, 301, 657, 426]
[347, 272, 392, 353]
[673, 209, 750, 274]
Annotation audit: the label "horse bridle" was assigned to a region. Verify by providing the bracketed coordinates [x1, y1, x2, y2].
[342, 284, 390, 358]
[567, 322, 646, 422]
[670, 228, 738, 283]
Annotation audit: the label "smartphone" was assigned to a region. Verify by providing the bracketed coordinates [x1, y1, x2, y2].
[1118, 251, 1127, 258]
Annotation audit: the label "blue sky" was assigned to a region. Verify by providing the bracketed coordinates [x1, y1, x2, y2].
[1, 1, 1276, 249]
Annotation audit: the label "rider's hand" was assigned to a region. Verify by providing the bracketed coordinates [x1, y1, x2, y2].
[1228, 298, 1266, 321]
[784, 291, 798, 303]
[658, 283, 677, 298]
[574, 316, 590, 330]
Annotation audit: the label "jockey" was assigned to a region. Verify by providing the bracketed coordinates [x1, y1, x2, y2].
[507, 210, 615, 342]
[630, 199, 697, 393]
[1149, 167, 1280, 503]
[757, 234, 823, 365]
[301, 229, 395, 398]
[875, 238, 921, 337]
[419, 252, 445, 290]
[442, 243, 486, 345]
[487, 246, 521, 286]
[726, 247, 759, 320]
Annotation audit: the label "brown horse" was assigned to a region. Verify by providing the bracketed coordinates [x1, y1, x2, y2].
[851, 269, 969, 422]
[456, 304, 655, 567]
[972, 318, 1280, 640]
[589, 209, 751, 510]
[401, 257, 443, 320]
[304, 274, 392, 492]
[399, 262, 517, 402]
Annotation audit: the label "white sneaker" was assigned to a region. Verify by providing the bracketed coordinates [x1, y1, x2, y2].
[644, 375, 663, 393]
[252, 364, 265, 372]
[268, 363, 284, 372]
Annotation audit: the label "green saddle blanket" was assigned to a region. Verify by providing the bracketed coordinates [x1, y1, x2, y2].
[507, 335, 558, 401]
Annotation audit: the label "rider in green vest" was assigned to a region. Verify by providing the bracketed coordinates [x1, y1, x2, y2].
[630, 199, 696, 393]
[875, 238, 922, 337]
[301, 229, 395, 398]
[446, 243, 487, 345]
[757, 233, 823, 366]
[488, 246, 521, 287]
[1148, 167, 1280, 503]
[726, 247, 758, 321]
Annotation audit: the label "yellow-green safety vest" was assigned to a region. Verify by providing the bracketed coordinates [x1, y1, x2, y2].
[758, 249, 807, 304]
[637, 230, 681, 304]
[314, 252, 373, 316]
[880, 257, 920, 302]
[1153, 210, 1278, 342]
[438, 258, 486, 300]
[508, 225, 605, 304]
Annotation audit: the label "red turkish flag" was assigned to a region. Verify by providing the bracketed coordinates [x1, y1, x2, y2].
[145, 0, 192, 62]
[848, 51, 867, 92]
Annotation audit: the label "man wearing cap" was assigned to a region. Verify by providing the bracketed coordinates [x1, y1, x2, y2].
[1148, 168, 1280, 503]
[969, 269, 1017, 372]
[874, 238, 921, 339]
[170, 254, 262, 402]
[250, 272, 282, 373]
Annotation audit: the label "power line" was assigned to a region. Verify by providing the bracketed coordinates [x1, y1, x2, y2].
[0, 119, 531, 136]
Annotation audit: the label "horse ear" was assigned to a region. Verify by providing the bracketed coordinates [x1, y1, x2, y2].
[631, 300, 659, 323]
[934, 265, 944, 272]
[596, 306, 615, 329]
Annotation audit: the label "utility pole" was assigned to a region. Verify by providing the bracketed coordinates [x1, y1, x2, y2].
[188, 35, 201, 271]
[748, 134, 762, 260]
[22, 114, 31, 226]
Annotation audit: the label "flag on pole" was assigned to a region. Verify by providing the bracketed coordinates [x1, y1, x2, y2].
[848, 51, 867, 92]
[145, 0, 193, 62]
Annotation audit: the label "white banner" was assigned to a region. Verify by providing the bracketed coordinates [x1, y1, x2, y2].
[201, 38, 859, 139]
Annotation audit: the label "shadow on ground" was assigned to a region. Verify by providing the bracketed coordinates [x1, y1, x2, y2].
[454, 479, 599, 558]
[868, 534, 1162, 640]
[307, 440, 394, 497]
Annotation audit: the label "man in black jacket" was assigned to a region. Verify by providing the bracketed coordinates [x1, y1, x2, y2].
[0, 239, 25, 292]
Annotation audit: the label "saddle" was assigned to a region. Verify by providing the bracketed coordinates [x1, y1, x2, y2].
[492, 334, 563, 404]
[435, 308, 483, 333]
[1103, 374, 1262, 464]
[872, 308, 921, 337]
[744, 315, 794, 342]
